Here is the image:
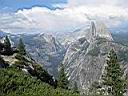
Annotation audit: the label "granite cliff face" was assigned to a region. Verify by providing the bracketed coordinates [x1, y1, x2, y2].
[63, 21, 128, 91]
[11, 33, 66, 77]
[85, 21, 113, 42]
[57, 21, 113, 46]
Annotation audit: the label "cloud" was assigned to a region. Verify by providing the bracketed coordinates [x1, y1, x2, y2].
[0, 7, 89, 34]
[68, 0, 128, 8]
[51, 3, 67, 9]
[0, 0, 128, 34]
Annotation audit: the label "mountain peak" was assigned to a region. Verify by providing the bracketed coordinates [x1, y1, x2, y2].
[87, 21, 113, 42]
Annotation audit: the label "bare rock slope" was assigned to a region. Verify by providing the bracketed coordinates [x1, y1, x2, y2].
[63, 21, 128, 90]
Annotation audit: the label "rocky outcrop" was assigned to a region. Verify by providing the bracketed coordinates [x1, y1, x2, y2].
[86, 21, 113, 42]
[63, 21, 128, 91]
[57, 21, 113, 46]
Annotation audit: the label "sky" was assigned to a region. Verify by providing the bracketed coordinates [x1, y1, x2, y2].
[0, 0, 128, 34]
[0, 0, 67, 11]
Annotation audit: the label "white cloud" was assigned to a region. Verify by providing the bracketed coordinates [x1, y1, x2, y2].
[0, 7, 89, 34]
[51, 3, 67, 8]
[0, 0, 128, 34]
[68, 0, 128, 8]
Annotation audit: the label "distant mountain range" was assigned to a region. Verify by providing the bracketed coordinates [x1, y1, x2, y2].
[0, 31, 7, 38]
[8, 33, 66, 78]
[0, 21, 128, 94]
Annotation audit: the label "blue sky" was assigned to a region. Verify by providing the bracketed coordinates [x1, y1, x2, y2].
[0, 0, 67, 11]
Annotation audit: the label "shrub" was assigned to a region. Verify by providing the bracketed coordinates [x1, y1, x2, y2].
[0, 67, 80, 96]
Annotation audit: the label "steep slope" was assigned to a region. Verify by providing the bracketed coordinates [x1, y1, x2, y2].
[0, 67, 80, 96]
[56, 26, 89, 46]
[63, 21, 128, 91]
[0, 38, 58, 87]
[11, 33, 65, 77]
[0, 37, 80, 96]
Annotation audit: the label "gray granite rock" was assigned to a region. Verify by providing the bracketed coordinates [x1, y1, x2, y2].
[63, 21, 128, 92]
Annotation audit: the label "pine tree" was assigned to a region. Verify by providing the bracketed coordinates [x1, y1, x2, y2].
[17, 38, 26, 55]
[73, 81, 79, 93]
[4, 36, 11, 49]
[58, 64, 69, 89]
[14, 38, 27, 68]
[102, 49, 126, 96]
[4, 36, 12, 54]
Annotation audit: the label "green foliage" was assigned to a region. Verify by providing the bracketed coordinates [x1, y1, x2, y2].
[0, 67, 80, 96]
[14, 61, 26, 68]
[0, 67, 51, 96]
[3, 36, 12, 55]
[102, 49, 126, 96]
[14, 54, 29, 68]
[17, 38, 26, 55]
[54, 88, 80, 96]
[15, 54, 29, 62]
[4, 36, 11, 49]
[32, 64, 56, 87]
[0, 36, 79, 96]
[58, 64, 69, 89]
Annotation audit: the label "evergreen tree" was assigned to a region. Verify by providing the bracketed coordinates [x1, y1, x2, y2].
[58, 64, 69, 89]
[4, 36, 11, 49]
[14, 38, 27, 68]
[73, 81, 79, 93]
[4, 36, 12, 54]
[17, 38, 26, 55]
[102, 49, 126, 96]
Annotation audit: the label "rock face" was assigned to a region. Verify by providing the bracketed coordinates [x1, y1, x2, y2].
[63, 21, 128, 91]
[11, 34, 66, 77]
[86, 21, 113, 42]
[57, 28, 89, 46]
[57, 21, 113, 46]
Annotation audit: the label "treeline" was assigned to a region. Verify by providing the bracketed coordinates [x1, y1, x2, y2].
[0, 36, 79, 96]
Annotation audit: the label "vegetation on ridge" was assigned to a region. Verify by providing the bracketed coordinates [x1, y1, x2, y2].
[0, 36, 80, 96]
